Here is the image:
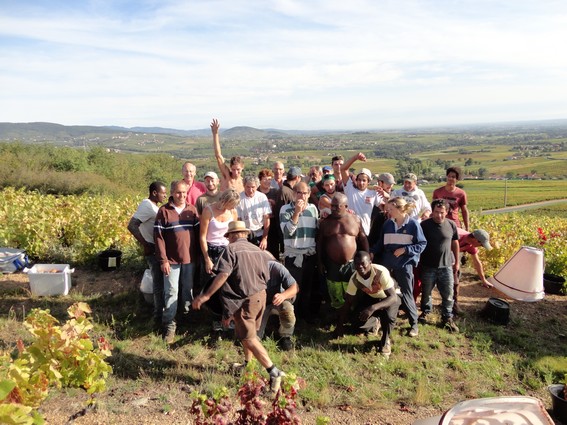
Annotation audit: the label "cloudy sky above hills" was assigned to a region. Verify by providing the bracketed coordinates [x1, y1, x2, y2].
[1, 0, 566, 130]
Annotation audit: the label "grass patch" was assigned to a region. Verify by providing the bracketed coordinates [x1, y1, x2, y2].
[1, 271, 565, 422]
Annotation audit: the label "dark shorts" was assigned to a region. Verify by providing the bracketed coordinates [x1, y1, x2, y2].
[234, 290, 266, 341]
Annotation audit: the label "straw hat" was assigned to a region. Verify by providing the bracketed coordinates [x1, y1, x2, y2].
[224, 221, 251, 237]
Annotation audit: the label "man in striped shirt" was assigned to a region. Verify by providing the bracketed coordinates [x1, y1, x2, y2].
[279, 180, 320, 322]
[154, 180, 199, 343]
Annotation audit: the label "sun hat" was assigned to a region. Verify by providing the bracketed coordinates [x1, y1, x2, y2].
[472, 229, 492, 250]
[224, 221, 251, 237]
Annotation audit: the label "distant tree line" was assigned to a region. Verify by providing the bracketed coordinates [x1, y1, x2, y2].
[0, 142, 182, 196]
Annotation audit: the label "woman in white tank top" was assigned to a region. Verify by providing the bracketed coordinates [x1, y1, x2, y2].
[199, 189, 239, 274]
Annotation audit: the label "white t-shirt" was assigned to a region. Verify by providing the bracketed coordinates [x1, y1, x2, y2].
[344, 179, 383, 235]
[237, 191, 272, 235]
[132, 198, 159, 244]
[391, 187, 431, 221]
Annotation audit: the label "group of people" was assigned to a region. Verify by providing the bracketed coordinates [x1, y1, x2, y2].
[127, 119, 494, 388]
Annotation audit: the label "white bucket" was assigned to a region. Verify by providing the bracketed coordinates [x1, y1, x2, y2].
[488, 246, 545, 301]
[140, 269, 153, 305]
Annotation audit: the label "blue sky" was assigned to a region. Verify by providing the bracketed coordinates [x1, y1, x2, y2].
[1, 0, 566, 130]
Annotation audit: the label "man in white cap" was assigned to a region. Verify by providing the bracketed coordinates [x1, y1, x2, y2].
[192, 221, 285, 392]
[391, 173, 431, 222]
[340, 152, 385, 236]
[195, 171, 221, 216]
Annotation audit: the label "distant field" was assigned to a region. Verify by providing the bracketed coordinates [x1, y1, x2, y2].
[521, 202, 567, 218]
[421, 179, 567, 210]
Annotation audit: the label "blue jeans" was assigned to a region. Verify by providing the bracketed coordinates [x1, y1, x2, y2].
[145, 254, 164, 323]
[420, 266, 454, 319]
[163, 263, 194, 327]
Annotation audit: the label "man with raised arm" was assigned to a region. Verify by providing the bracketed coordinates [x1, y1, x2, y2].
[318, 192, 369, 311]
[211, 118, 244, 193]
[340, 152, 385, 236]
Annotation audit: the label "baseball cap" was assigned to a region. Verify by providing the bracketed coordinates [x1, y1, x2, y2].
[357, 168, 372, 180]
[403, 173, 417, 182]
[322, 165, 332, 172]
[287, 166, 302, 178]
[472, 229, 492, 250]
[378, 173, 395, 185]
[204, 171, 219, 179]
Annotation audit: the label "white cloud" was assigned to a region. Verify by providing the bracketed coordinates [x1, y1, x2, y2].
[0, 0, 566, 129]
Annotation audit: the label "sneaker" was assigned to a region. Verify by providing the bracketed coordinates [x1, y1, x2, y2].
[279, 337, 293, 351]
[443, 318, 460, 333]
[418, 312, 429, 324]
[380, 339, 392, 357]
[231, 362, 247, 375]
[163, 327, 175, 344]
[269, 371, 286, 393]
[408, 325, 419, 338]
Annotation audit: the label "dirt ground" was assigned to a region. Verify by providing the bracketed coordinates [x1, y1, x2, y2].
[1, 268, 565, 424]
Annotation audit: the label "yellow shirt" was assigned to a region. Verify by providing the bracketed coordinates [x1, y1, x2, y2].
[346, 264, 394, 299]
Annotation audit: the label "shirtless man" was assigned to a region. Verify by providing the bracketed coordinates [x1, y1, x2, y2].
[317, 193, 369, 310]
[211, 118, 244, 193]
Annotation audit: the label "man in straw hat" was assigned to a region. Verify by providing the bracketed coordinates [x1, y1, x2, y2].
[192, 221, 286, 392]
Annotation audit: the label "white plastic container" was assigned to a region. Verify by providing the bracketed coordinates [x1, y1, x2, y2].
[488, 246, 545, 301]
[25, 264, 74, 296]
[140, 269, 154, 305]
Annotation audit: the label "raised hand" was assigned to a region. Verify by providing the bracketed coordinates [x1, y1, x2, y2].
[210, 118, 220, 135]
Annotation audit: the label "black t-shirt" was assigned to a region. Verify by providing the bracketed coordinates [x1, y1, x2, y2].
[420, 218, 458, 268]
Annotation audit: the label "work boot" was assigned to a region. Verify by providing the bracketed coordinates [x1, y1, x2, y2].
[164, 329, 175, 344]
[443, 318, 460, 333]
[163, 323, 176, 344]
[279, 337, 293, 351]
[418, 312, 429, 324]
